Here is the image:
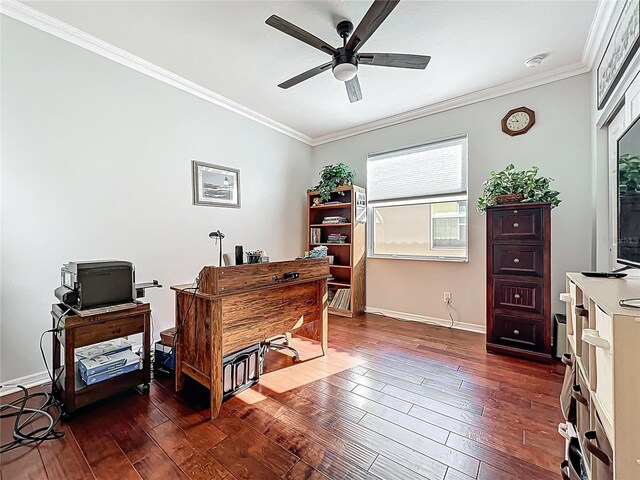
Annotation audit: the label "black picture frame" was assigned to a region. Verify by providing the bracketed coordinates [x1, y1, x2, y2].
[597, 0, 640, 110]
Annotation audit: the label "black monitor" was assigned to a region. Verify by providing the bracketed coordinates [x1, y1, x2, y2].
[617, 115, 640, 268]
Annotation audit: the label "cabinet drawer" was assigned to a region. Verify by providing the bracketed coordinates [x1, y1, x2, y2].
[572, 369, 591, 470]
[584, 305, 613, 425]
[493, 279, 543, 314]
[493, 245, 544, 277]
[74, 314, 145, 347]
[491, 208, 543, 241]
[491, 314, 544, 351]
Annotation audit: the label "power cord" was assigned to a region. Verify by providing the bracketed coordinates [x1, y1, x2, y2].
[445, 298, 455, 329]
[159, 272, 206, 369]
[0, 309, 70, 453]
[0, 386, 64, 453]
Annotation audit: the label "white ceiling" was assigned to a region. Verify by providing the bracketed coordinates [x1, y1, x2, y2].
[22, 0, 598, 141]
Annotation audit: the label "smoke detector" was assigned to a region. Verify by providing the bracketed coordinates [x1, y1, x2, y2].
[525, 55, 545, 68]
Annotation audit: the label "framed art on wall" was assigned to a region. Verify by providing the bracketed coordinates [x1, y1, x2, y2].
[192, 160, 240, 208]
[597, 0, 640, 110]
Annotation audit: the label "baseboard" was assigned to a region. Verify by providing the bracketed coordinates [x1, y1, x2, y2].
[364, 306, 486, 334]
[0, 370, 50, 397]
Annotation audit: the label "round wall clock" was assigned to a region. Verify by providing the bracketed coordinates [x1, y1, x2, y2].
[501, 106, 536, 136]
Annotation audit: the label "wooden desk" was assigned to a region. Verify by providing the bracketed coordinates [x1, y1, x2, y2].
[51, 303, 151, 416]
[171, 258, 330, 418]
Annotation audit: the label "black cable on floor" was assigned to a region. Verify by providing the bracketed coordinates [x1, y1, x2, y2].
[0, 314, 68, 453]
[0, 385, 64, 453]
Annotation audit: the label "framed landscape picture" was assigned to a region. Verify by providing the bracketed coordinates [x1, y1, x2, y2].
[192, 160, 240, 208]
[597, 0, 640, 109]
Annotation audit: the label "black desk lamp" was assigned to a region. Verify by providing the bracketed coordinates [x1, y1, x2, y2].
[209, 230, 225, 267]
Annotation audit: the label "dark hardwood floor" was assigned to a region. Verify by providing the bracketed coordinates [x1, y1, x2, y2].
[0, 313, 564, 480]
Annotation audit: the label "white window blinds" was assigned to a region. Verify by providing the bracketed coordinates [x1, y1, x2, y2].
[367, 136, 468, 203]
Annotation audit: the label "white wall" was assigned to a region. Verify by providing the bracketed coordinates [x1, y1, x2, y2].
[312, 74, 593, 330]
[0, 17, 312, 382]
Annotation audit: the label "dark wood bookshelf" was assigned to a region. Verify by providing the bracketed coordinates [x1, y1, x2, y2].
[307, 185, 365, 317]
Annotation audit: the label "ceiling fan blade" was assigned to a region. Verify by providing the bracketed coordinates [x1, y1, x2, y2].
[345, 76, 363, 103]
[266, 15, 336, 55]
[346, 0, 400, 52]
[278, 62, 332, 89]
[359, 53, 431, 69]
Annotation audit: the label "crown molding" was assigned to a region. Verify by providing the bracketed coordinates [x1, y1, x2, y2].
[310, 61, 591, 146]
[1, 0, 603, 148]
[0, 0, 314, 146]
[582, 0, 620, 68]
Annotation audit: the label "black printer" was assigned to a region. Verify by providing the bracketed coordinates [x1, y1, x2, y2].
[55, 260, 135, 310]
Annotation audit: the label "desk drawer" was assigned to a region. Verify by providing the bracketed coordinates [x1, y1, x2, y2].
[493, 279, 543, 314]
[491, 207, 543, 241]
[74, 314, 145, 347]
[583, 305, 613, 425]
[491, 314, 544, 351]
[493, 245, 544, 277]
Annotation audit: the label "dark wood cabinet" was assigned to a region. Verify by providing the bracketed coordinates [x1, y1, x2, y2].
[486, 203, 552, 362]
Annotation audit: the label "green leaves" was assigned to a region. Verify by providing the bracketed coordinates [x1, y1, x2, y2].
[312, 163, 355, 201]
[619, 154, 640, 195]
[477, 164, 561, 212]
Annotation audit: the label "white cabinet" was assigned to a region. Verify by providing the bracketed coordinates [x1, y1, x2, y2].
[561, 273, 640, 480]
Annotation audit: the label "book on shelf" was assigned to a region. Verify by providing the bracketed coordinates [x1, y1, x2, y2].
[310, 227, 322, 244]
[329, 288, 351, 310]
[322, 216, 348, 224]
[327, 233, 348, 243]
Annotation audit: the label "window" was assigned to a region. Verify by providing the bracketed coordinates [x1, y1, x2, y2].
[367, 135, 468, 261]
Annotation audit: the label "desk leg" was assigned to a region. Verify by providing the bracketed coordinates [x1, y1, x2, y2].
[52, 317, 60, 387]
[64, 329, 76, 414]
[141, 311, 151, 392]
[175, 292, 185, 392]
[210, 302, 223, 419]
[318, 280, 328, 356]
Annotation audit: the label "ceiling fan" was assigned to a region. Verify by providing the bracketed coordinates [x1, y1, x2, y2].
[265, 0, 431, 103]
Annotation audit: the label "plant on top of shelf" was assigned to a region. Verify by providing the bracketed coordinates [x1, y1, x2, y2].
[477, 164, 561, 212]
[619, 154, 640, 195]
[311, 163, 355, 202]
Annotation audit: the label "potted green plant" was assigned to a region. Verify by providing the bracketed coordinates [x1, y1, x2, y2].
[311, 163, 355, 202]
[477, 164, 561, 212]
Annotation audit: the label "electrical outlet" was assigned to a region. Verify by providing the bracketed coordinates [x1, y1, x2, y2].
[444, 292, 452, 303]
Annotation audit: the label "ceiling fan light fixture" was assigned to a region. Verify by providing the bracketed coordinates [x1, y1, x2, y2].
[333, 62, 358, 81]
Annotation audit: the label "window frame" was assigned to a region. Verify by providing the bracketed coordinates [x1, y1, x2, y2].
[366, 135, 469, 262]
[430, 200, 468, 251]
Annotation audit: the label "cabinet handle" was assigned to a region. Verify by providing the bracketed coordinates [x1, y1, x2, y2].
[575, 305, 589, 318]
[513, 210, 518, 213]
[513, 222, 519, 228]
[561, 353, 573, 367]
[582, 329, 610, 350]
[571, 385, 589, 406]
[583, 431, 613, 469]
[514, 293, 521, 299]
[513, 258, 520, 264]
[513, 329, 520, 335]
[557, 422, 573, 440]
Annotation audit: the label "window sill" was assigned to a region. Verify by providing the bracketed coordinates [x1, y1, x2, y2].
[367, 254, 469, 263]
